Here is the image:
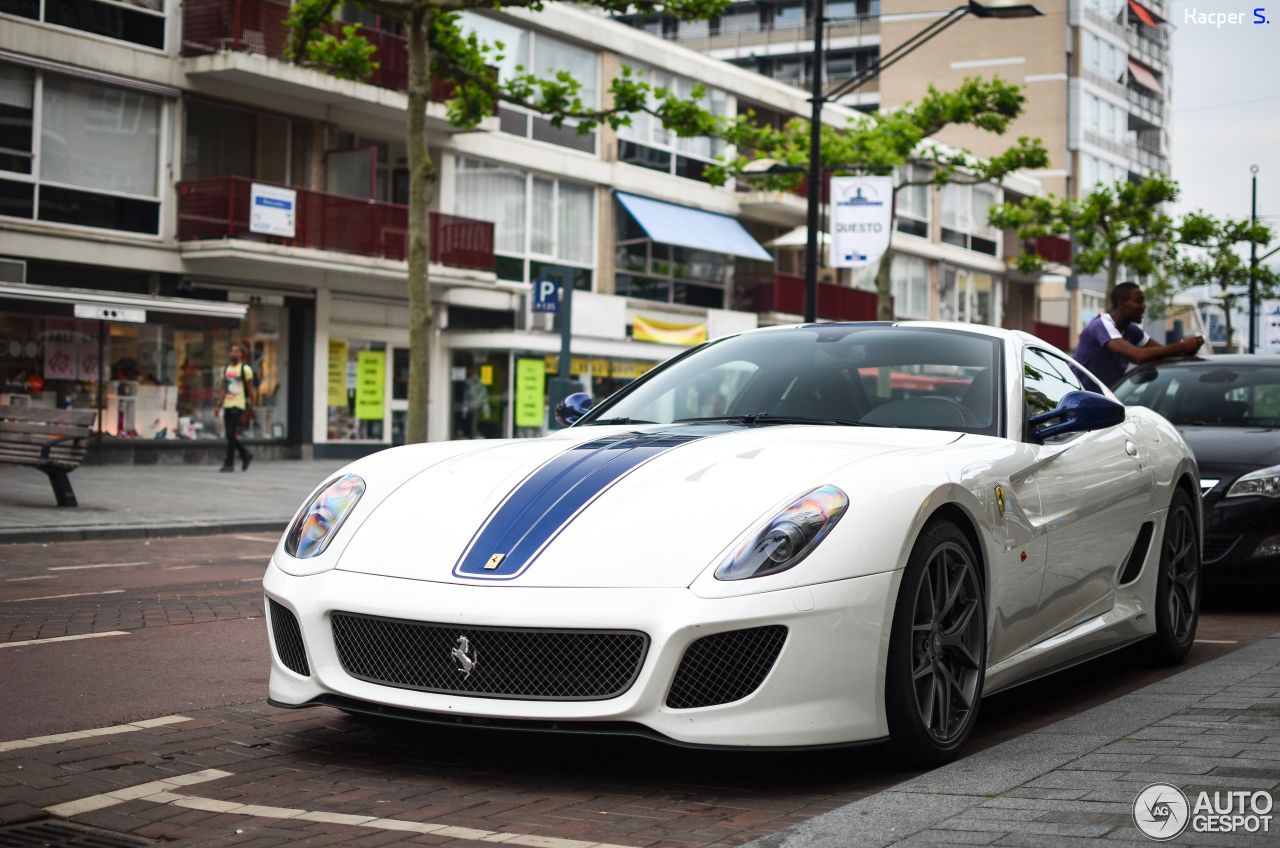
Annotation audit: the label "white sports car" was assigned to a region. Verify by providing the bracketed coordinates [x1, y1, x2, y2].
[265, 322, 1201, 764]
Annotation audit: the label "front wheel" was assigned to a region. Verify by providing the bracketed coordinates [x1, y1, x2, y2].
[884, 520, 986, 767]
[1147, 488, 1201, 665]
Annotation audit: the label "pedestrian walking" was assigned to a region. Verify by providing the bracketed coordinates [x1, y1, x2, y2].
[215, 343, 255, 472]
[1073, 282, 1203, 389]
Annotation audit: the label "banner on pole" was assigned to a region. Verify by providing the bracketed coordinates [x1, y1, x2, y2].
[829, 176, 893, 268]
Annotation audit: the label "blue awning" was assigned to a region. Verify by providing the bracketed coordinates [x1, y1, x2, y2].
[615, 191, 773, 262]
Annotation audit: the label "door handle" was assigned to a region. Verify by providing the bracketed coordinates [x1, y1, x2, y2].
[1125, 440, 1137, 456]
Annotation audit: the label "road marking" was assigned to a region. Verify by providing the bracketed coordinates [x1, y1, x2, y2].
[233, 535, 279, 544]
[49, 561, 150, 571]
[162, 565, 200, 571]
[0, 590, 125, 603]
[0, 714, 192, 753]
[238, 554, 268, 560]
[6, 575, 59, 582]
[0, 632, 129, 650]
[46, 780, 639, 848]
[1195, 639, 1240, 644]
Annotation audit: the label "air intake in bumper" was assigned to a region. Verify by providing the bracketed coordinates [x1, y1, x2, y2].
[666, 625, 788, 709]
[331, 612, 649, 701]
[268, 598, 310, 676]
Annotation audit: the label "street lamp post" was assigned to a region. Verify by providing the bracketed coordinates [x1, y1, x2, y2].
[1249, 164, 1259, 353]
[799, 0, 1042, 323]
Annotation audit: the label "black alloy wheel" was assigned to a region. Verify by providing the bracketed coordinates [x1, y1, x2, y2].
[886, 520, 986, 767]
[1148, 488, 1201, 664]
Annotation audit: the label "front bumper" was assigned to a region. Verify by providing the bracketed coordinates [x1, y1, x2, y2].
[263, 561, 900, 748]
[1201, 490, 1280, 582]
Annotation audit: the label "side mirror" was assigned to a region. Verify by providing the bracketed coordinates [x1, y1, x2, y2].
[1027, 390, 1125, 442]
[554, 392, 593, 427]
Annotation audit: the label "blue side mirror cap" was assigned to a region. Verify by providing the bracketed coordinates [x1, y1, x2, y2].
[1027, 390, 1125, 441]
[554, 392, 593, 427]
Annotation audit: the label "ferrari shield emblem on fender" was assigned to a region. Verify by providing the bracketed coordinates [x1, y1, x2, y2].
[994, 485, 1006, 518]
[484, 553, 506, 570]
[451, 635, 477, 677]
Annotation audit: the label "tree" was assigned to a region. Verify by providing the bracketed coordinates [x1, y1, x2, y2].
[1151, 214, 1278, 352]
[284, 0, 730, 444]
[988, 174, 1181, 300]
[717, 77, 1050, 320]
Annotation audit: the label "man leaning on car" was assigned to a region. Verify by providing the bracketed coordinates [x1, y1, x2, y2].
[1074, 282, 1204, 389]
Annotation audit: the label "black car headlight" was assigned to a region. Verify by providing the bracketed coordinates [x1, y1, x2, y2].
[715, 486, 848, 581]
[1226, 465, 1280, 499]
[284, 474, 366, 559]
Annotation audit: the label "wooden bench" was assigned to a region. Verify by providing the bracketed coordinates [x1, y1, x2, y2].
[0, 407, 98, 507]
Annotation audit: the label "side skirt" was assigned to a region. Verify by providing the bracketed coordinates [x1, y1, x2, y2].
[982, 633, 1151, 697]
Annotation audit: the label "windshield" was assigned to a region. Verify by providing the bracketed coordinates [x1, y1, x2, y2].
[1114, 363, 1280, 426]
[582, 325, 1003, 436]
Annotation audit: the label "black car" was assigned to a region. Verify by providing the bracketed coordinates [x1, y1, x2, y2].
[1114, 355, 1280, 582]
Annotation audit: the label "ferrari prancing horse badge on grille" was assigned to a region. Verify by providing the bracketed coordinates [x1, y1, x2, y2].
[452, 636, 477, 677]
[994, 485, 1006, 518]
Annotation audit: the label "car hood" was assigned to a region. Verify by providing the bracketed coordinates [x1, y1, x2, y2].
[1177, 425, 1280, 479]
[336, 423, 961, 588]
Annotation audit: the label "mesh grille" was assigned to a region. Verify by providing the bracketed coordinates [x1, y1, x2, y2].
[331, 612, 648, 701]
[666, 625, 787, 709]
[268, 598, 310, 676]
[1203, 534, 1239, 563]
[0, 821, 152, 848]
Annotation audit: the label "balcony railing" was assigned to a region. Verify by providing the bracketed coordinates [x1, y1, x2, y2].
[1125, 24, 1168, 70]
[754, 273, 880, 321]
[1127, 86, 1164, 125]
[1034, 322, 1070, 351]
[182, 0, 411, 92]
[176, 177, 495, 271]
[663, 15, 879, 52]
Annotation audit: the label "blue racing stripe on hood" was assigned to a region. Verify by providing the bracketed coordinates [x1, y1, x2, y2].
[453, 426, 736, 580]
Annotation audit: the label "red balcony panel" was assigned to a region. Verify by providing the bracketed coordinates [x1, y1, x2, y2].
[1034, 321, 1071, 351]
[1033, 236, 1072, 265]
[177, 177, 494, 271]
[753, 273, 881, 321]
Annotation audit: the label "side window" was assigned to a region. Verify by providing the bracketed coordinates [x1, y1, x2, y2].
[1023, 348, 1082, 417]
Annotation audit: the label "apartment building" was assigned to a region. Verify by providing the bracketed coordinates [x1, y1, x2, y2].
[0, 0, 1041, 463]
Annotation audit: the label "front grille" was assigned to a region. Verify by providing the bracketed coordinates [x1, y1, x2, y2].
[666, 625, 788, 709]
[331, 612, 648, 701]
[1203, 534, 1240, 563]
[268, 598, 310, 676]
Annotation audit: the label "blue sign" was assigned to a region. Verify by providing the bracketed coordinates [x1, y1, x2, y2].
[532, 279, 560, 314]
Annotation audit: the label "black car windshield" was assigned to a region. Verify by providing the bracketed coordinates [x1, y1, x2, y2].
[581, 325, 1002, 436]
[1114, 363, 1280, 426]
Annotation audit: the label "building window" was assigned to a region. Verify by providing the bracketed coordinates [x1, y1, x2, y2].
[940, 183, 1000, 256]
[616, 66, 728, 183]
[895, 164, 931, 238]
[183, 99, 317, 191]
[940, 268, 998, 326]
[614, 199, 729, 308]
[892, 255, 929, 318]
[327, 339, 386, 441]
[0, 63, 163, 234]
[719, 5, 760, 34]
[454, 156, 595, 288]
[1, 0, 164, 49]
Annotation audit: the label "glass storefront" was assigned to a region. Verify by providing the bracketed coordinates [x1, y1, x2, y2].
[326, 338, 387, 441]
[450, 350, 508, 440]
[0, 302, 289, 441]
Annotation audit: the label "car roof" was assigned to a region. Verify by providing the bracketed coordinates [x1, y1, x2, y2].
[746, 321, 1026, 342]
[1136, 355, 1280, 368]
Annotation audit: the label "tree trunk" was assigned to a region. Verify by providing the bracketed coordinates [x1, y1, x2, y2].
[1106, 247, 1119, 300]
[875, 251, 894, 321]
[1222, 290, 1235, 353]
[404, 11, 438, 444]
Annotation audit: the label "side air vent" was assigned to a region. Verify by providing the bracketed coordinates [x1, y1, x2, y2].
[1119, 521, 1155, 585]
[268, 598, 310, 676]
[666, 625, 787, 709]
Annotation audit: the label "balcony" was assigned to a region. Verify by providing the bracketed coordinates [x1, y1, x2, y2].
[1127, 86, 1164, 127]
[667, 15, 879, 58]
[176, 177, 494, 271]
[754, 273, 880, 321]
[1125, 24, 1168, 72]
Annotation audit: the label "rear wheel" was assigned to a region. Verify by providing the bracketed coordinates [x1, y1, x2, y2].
[1147, 488, 1201, 665]
[885, 520, 986, 767]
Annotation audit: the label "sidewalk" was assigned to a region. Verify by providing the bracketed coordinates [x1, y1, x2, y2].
[750, 634, 1280, 848]
[0, 459, 349, 543]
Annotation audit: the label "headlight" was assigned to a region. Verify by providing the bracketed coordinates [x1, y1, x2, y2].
[284, 474, 366, 558]
[1226, 465, 1280, 499]
[715, 486, 848, 581]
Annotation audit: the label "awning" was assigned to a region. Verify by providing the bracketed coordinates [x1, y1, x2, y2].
[1127, 0, 1157, 26]
[765, 225, 812, 249]
[0, 283, 249, 322]
[1128, 59, 1164, 95]
[615, 192, 772, 261]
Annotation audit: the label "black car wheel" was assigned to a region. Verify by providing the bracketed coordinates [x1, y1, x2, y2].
[1148, 488, 1201, 665]
[885, 520, 986, 767]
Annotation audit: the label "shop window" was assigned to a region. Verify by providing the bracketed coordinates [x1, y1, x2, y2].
[451, 351, 507, 440]
[2, 0, 164, 49]
[326, 339, 387, 441]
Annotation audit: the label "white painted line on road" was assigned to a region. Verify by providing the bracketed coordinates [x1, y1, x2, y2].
[238, 554, 269, 560]
[47, 782, 638, 848]
[233, 535, 279, 543]
[0, 714, 193, 753]
[0, 590, 125, 603]
[0, 631, 129, 650]
[6, 575, 59, 582]
[1195, 639, 1240, 644]
[45, 769, 231, 817]
[162, 565, 200, 571]
[49, 561, 150, 571]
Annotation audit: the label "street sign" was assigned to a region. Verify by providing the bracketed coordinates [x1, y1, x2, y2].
[532, 279, 560, 313]
[249, 183, 297, 238]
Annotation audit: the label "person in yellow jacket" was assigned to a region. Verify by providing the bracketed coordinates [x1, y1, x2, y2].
[214, 343, 256, 472]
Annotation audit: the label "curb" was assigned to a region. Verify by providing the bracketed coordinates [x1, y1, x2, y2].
[0, 519, 289, 545]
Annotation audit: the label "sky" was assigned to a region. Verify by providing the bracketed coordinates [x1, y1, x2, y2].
[1168, 0, 1280, 234]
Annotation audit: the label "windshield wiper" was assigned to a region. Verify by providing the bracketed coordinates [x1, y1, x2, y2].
[584, 417, 656, 426]
[674, 414, 887, 427]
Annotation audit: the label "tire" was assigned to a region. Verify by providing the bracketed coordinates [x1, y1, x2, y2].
[884, 520, 986, 767]
[1147, 488, 1201, 665]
